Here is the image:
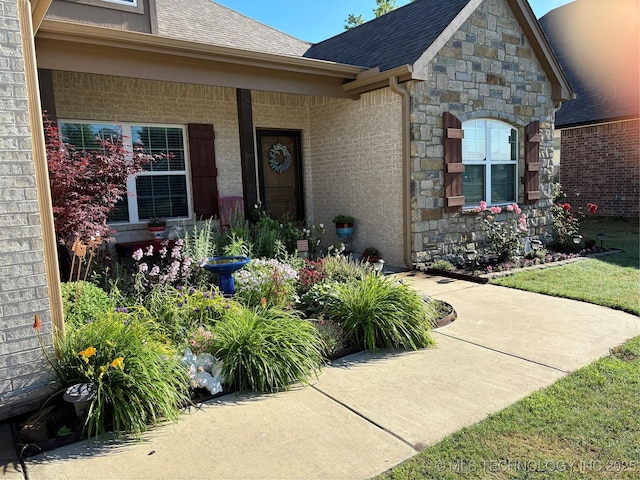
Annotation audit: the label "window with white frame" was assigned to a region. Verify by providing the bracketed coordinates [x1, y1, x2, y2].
[462, 119, 518, 206]
[59, 121, 191, 224]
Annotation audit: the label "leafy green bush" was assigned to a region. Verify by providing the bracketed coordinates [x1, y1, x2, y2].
[213, 306, 323, 392]
[430, 259, 455, 271]
[61, 281, 114, 327]
[296, 281, 339, 318]
[325, 275, 436, 352]
[322, 254, 372, 283]
[52, 313, 190, 439]
[233, 258, 299, 308]
[143, 284, 238, 345]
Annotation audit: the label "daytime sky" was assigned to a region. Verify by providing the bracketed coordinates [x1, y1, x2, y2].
[215, 0, 574, 43]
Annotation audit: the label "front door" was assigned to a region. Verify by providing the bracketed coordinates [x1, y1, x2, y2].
[256, 130, 304, 221]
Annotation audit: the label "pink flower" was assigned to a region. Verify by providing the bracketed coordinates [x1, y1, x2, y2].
[479, 200, 487, 211]
[149, 265, 160, 277]
[519, 225, 528, 232]
[486, 215, 494, 221]
[472, 207, 481, 213]
[515, 206, 522, 214]
[587, 203, 598, 214]
[490, 206, 502, 214]
[145, 245, 154, 256]
[139, 262, 148, 272]
[562, 203, 571, 211]
[506, 205, 514, 212]
[132, 248, 143, 261]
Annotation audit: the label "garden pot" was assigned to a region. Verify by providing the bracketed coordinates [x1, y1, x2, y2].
[335, 223, 354, 239]
[148, 226, 165, 239]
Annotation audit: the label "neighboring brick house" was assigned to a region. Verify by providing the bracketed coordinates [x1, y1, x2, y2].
[0, 0, 572, 418]
[540, 0, 639, 218]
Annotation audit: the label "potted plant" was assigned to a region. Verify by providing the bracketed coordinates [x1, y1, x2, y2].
[333, 215, 355, 239]
[147, 217, 167, 239]
[362, 246, 380, 263]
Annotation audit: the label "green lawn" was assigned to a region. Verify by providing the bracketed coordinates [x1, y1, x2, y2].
[376, 217, 640, 480]
[378, 338, 640, 480]
[492, 217, 639, 315]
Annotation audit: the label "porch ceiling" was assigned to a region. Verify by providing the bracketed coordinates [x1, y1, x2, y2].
[35, 19, 365, 98]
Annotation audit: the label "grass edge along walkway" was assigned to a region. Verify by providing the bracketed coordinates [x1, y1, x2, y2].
[377, 216, 639, 479]
[376, 336, 640, 480]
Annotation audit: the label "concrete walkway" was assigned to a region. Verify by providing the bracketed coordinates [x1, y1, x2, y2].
[2, 274, 639, 480]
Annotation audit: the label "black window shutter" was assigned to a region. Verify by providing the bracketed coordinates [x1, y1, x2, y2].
[188, 124, 218, 219]
[443, 112, 465, 213]
[524, 121, 542, 204]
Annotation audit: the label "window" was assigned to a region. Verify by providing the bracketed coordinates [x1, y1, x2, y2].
[61, 0, 143, 14]
[59, 121, 191, 224]
[462, 119, 517, 206]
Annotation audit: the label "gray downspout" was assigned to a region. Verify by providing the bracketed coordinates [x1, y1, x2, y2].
[389, 76, 413, 270]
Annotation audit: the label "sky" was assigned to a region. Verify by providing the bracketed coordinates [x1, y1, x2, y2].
[215, 0, 574, 43]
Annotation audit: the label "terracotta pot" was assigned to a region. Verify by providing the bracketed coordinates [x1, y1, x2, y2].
[362, 253, 380, 263]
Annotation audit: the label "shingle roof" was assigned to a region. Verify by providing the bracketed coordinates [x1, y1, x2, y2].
[155, 0, 311, 57]
[539, 0, 640, 127]
[303, 0, 471, 70]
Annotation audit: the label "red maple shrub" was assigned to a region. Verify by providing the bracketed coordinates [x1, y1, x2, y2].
[44, 117, 155, 244]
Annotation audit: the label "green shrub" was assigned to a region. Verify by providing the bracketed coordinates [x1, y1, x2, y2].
[233, 258, 299, 308]
[296, 281, 339, 318]
[325, 275, 436, 352]
[322, 255, 372, 284]
[213, 306, 323, 392]
[52, 313, 190, 439]
[430, 259, 455, 271]
[143, 284, 238, 345]
[61, 281, 114, 327]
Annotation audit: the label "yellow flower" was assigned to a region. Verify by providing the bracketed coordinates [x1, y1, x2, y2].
[78, 346, 97, 363]
[110, 357, 124, 370]
[99, 365, 107, 379]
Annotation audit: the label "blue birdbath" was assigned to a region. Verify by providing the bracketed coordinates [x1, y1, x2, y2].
[203, 256, 250, 296]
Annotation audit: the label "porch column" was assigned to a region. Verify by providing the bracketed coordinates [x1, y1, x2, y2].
[236, 88, 258, 212]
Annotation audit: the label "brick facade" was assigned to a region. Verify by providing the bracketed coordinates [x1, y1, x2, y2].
[409, 0, 556, 262]
[0, 0, 54, 420]
[47, 0, 561, 267]
[560, 119, 639, 218]
[52, 74, 407, 265]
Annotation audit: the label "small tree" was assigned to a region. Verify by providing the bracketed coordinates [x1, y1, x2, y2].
[344, 0, 415, 30]
[44, 117, 155, 245]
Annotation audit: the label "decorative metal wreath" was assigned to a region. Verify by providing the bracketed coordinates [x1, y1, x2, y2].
[268, 143, 292, 173]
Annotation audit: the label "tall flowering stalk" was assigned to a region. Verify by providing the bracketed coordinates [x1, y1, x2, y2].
[473, 201, 528, 262]
[131, 239, 195, 300]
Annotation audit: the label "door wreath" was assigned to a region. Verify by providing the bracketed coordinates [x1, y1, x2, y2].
[268, 143, 292, 173]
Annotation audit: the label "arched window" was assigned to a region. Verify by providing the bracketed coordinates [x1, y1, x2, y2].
[462, 119, 518, 206]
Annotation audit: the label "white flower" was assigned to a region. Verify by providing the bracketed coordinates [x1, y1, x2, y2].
[132, 249, 143, 261]
[319, 223, 324, 228]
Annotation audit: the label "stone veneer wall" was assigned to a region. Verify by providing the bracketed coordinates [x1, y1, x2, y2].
[560, 119, 639, 219]
[0, 0, 54, 420]
[308, 89, 404, 267]
[410, 0, 557, 262]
